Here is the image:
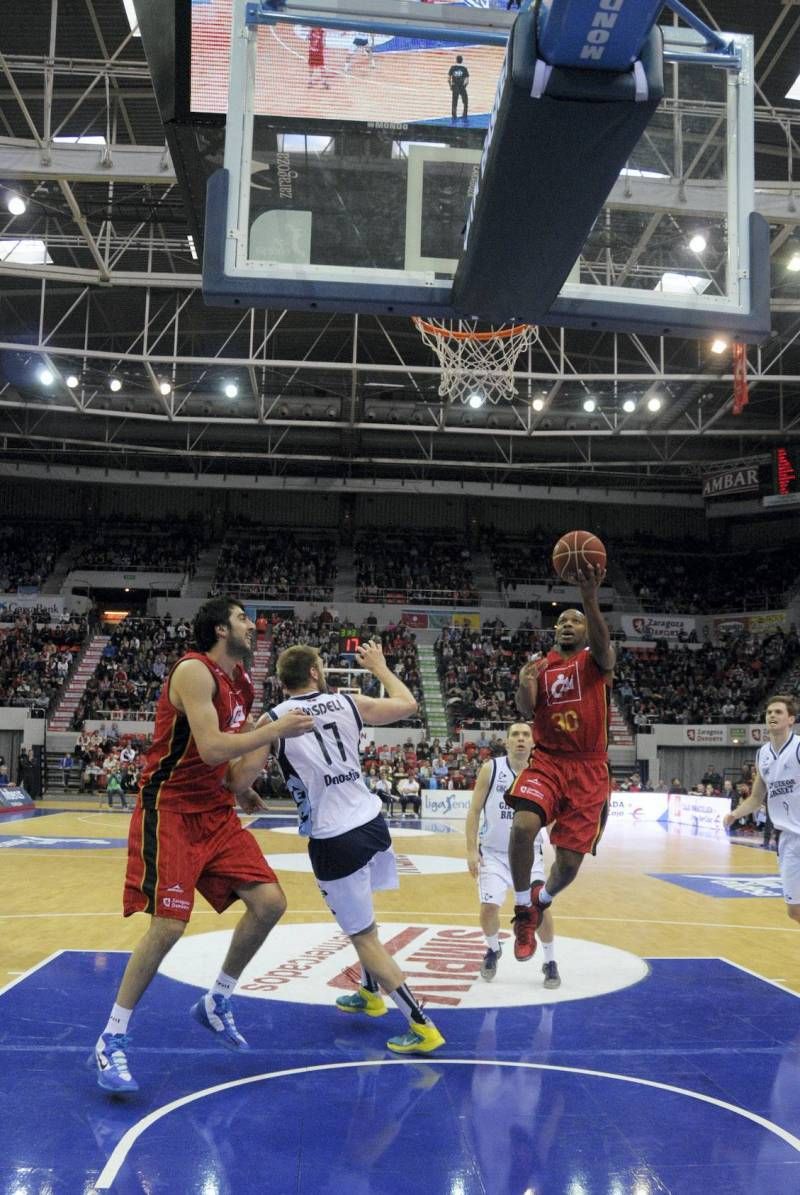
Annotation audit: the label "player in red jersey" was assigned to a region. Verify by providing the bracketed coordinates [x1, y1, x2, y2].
[505, 564, 615, 962]
[93, 596, 312, 1094]
[307, 27, 329, 88]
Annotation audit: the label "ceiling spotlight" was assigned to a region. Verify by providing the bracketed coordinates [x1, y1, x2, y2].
[38, 367, 54, 386]
[531, 397, 545, 412]
[710, 337, 728, 355]
[622, 398, 637, 414]
[109, 377, 122, 392]
[646, 395, 663, 413]
[224, 382, 238, 398]
[688, 233, 707, 253]
[787, 253, 800, 273]
[159, 381, 172, 396]
[582, 397, 597, 413]
[65, 374, 79, 389]
[6, 194, 26, 216]
[467, 393, 484, 409]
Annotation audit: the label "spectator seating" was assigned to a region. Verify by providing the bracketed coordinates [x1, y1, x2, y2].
[74, 519, 206, 573]
[355, 530, 478, 606]
[0, 521, 75, 592]
[214, 530, 337, 601]
[0, 609, 88, 712]
[484, 528, 555, 595]
[435, 618, 548, 730]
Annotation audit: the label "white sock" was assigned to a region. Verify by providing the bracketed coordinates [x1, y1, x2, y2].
[514, 890, 532, 906]
[485, 933, 500, 952]
[389, 982, 428, 1025]
[100, 1002, 132, 1046]
[541, 940, 556, 963]
[208, 970, 237, 1008]
[538, 886, 554, 907]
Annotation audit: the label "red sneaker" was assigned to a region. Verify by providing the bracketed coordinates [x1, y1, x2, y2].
[512, 905, 538, 961]
[529, 881, 547, 930]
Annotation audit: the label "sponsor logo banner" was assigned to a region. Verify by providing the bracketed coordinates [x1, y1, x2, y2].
[701, 465, 760, 499]
[0, 785, 33, 809]
[401, 611, 428, 629]
[622, 614, 696, 640]
[0, 595, 65, 615]
[667, 792, 727, 831]
[713, 611, 787, 638]
[0, 835, 128, 849]
[265, 852, 467, 876]
[650, 873, 783, 899]
[607, 792, 668, 822]
[160, 923, 649, 1008]
[684, 726, 726, 745]
[451, 612, 481, 631]
[422, 790, 473, 819]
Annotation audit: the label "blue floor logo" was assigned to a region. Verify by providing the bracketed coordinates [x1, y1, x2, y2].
[650, 873, 783, 898]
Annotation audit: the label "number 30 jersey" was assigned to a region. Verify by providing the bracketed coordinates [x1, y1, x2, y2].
[269, 689, 380, 839]
[532, 646, 611, 756]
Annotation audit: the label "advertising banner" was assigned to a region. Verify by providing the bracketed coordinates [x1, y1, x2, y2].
[0, 595, 65, 617]
[666, 793, 728, 832]
[451, 612, 481, 631]
[607, 792, 668, 822]
[712, 611, 787, 638]
[701, 464, 759, 499]
[401, 611, 429, 629]
[621, 614, 696, 640]
[683, 726, 727, 745]
[0, 785, 34, 812]
[421, 789, 473, 819]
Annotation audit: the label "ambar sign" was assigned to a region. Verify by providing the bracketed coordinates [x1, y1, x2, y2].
[702, 465, 760, 499]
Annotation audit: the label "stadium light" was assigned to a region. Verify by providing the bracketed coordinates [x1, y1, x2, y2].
[710, 337, 728, 354]
[646, 395, 663, 413]
[109, 377, 122, 392]
[6, 194, 26, 216]
[688, 233, 707, 253]
[159, 381, 172, 396]
[467, 393, 484, 409]
[224, 382, 238, 399]
[622, 398, 637, 413]
[582, 397, 597, 413]
[65, 374, 79, 389]
[38, 367, 54, 386]
[788, 252, 800, 273]
[531, 397, 545, 412]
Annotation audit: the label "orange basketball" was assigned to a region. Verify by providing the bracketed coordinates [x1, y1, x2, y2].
[552, 530, 607, 582]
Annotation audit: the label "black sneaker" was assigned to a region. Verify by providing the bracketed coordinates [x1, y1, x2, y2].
[542, 960, 561, 990]
[480, 944, 502, 981]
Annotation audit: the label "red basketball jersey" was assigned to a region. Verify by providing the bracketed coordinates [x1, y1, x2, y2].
[139, 652, 253, 813]
[532, 646, 610, 756]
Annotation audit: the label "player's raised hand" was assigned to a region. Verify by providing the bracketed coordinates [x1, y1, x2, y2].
[355, 638, 386, 674]
[520, 653, 544, 684]
[575, 561, 606, 595]
[274, 710, 315, 738]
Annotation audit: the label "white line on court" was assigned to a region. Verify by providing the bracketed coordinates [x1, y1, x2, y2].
[0, 951, 63, 997]
[91, 1056, 800, 1191]
[720, 958, 800, 999]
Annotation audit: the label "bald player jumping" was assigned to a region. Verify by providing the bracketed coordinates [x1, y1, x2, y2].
[505, 563, 614, 961]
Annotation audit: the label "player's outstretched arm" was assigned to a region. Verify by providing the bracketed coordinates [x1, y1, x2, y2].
[576, 563, 615, 673]
[722, 770, 765, 828]
[465, 760, 493, 878]
[171, 659, 313, 766]
[351, 639, 418, 727]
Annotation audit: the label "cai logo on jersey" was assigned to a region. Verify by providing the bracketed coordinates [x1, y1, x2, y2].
[228, 701, 246, 729]
[544, 663, 581, 706]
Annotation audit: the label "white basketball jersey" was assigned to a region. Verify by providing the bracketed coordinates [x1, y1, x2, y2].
[756, 733, 800, 835]
[478, 755, 544, 865]
[269, 690, 380, 839]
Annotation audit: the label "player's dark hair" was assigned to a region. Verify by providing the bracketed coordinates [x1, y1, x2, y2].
[766, 694, 797, 718]
[456, 55, 463, 62]
[277, 644, 320, 690]
[193, 596, 241, 652]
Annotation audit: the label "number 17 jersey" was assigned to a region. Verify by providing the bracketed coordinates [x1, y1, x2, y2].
[269, 689, 380, 839]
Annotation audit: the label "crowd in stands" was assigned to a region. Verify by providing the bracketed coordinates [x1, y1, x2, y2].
[0, 609, 87, 711]
[74, 520, 206, 573]
[266, 611, 424, 726]
[214, 532, 336, 601]
[354, 531, 478, 605]
[58, 727, 149, 807]
[484, 528, 555, 594]
[616, 626, 800, 727]
[435, 618, 549, 729]
[71, 615, 192, 727]
[0, 522, 73, 592]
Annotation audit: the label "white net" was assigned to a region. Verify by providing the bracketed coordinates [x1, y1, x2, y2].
[412, 317, 538, 405]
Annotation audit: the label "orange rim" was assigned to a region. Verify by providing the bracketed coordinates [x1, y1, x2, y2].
[411, 317, 535, 341]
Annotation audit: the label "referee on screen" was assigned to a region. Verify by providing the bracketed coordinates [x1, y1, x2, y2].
[448, 55, 469, 121]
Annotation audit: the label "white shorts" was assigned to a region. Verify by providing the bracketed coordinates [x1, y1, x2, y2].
[316, 846, 399, 935]
[478, 842, 544, 907]
[778, 829, 800, 905]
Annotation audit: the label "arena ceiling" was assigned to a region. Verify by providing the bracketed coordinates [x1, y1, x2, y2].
[1, 1, 800, 496]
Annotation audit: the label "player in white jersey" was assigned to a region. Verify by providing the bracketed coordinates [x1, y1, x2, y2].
[269, 639, 445, 1054]
[466, 723, 560, 986]
[723, 694, 800, 924]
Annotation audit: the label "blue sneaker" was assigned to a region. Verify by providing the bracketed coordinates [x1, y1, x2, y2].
[92, 1033, 139, 1095]
[190, 994, 249, 1051]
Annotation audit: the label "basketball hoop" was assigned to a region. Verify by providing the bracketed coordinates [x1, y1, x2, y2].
[412, 317, 537, 405]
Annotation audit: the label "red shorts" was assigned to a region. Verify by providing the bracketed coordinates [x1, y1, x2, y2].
[506, 751, 610, 855]
[124, 804, 278, 921]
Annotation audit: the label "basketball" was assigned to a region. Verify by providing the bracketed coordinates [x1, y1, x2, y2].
[552, 530, 607, 582]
